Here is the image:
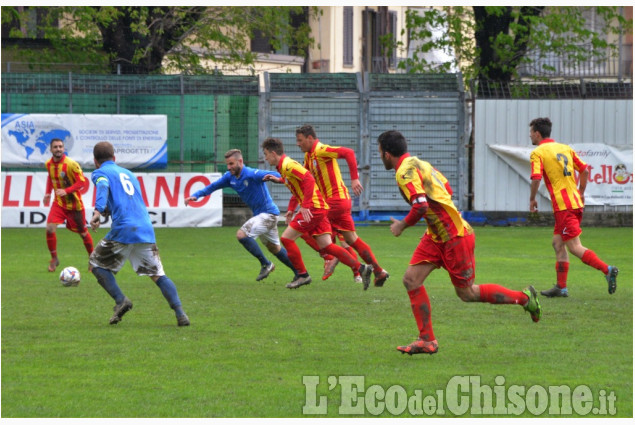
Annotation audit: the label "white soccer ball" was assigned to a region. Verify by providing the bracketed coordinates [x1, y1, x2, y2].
[59, 266, 81, 287]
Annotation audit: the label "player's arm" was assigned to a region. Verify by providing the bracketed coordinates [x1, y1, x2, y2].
[91, 176, 110, 230]
[326, 145, 363, 196]
[261, 169, 283, 184]
[577, 167, 589, 205]
[390, 194, 428, 237]
[529, 152, 543, 212]
[571, 151, 589, 205]
[184, 174, 228, 206]
[43, 174, 53, 204]
[61, 164, 89, 196]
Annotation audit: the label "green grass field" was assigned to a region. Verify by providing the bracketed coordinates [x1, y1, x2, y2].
[1, 225, 632, 418]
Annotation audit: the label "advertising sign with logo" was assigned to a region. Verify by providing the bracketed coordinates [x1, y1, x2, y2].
[1, 172, 222, 228]
[1, 114, 168, 169]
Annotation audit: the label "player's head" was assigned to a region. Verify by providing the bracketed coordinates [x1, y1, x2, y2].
[296, 124, 316, 153]
[529, 117, 552, 144]
[93, 141, 115, 167]
[262, 137, 284, 166]
[377, 130, 407, 170]
[224, 149, 244, 176]
[49, 138, 65, 160]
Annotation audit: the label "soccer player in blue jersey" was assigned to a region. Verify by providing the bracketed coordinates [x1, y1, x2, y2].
[89, 141, 190, 327]
[184, 149, 297, 281]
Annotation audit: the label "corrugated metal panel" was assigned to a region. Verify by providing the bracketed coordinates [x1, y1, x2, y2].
[474, 99, 633, 212]
[262, 72, 467, 214]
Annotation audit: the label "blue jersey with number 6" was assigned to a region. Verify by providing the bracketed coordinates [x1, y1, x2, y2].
[92, 160, 155, 244]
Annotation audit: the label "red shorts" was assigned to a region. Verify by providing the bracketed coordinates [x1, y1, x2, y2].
[326, 198, 356, 232]
[553, 209, 583, 242]
[289, 208, 332, 237]
[47, 202, 87, 233]
[411, 232, 475, 288]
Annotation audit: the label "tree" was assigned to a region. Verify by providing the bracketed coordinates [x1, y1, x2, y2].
[1, 6, 313, 74]
[396, 6, 633, 84]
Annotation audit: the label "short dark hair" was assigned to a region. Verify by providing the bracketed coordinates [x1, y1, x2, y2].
[295, 124, 316, 138]
[262, 137, 284, 155]
[224, 149, 242, 159]
[50, 138, 63, 146]
[93, 141, 115, 164]
[529, 117, 552, 138]
[377, 130, 408, 157]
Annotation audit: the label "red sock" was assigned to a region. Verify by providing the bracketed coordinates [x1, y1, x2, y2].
[46, 232, 57, 258]
[556, 261, 569, 288]
[319, 243, 360, 272]
[345, 245, 357, 260]
[351, 238, 380, 271]
[280, 237, 307, 275]
[82, 232, 94, 254]
[478, 284, 528, 305]
[300, 233, 326, 257]
[581, 250, 609, 274]
[408, 286, 435, 341]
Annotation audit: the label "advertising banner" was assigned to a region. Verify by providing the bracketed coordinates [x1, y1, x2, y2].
[1, 172, 222, 228]
[489, 143, 633, 206]
[1, 114, 168, 169]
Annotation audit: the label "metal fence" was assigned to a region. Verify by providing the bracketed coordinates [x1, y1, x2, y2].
[259, 72, 466, 214]
[8, 72, 631, 216]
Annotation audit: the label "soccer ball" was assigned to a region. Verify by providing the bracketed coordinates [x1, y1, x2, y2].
[59, 266, 81, 287]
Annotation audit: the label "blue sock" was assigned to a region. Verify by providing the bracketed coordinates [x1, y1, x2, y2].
[238, 237, 269, 266]
[274, 247, 298, 275]
[92, 267, 125, 304]
[155, 275, 184, 316]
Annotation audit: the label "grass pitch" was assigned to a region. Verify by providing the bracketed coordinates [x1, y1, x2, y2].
[1, 225, 632, 418]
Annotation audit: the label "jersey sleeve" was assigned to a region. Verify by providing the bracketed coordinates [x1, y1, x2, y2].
[319, 145, 359, 180]
[93, 173, 110, 213]
[530, 150, 543, 180]
[192, 172, 230, 199]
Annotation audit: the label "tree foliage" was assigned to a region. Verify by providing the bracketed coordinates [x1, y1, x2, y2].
[397, 6, 633, 83]
[1, 6, 313, 74]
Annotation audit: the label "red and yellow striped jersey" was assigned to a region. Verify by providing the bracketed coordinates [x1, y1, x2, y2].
[530, 139, 587, 212]
[396, 154, 472, 242]
[277, 154, 329, 211]
[303, 140, 359, 202]
[45, 154, 88, 211]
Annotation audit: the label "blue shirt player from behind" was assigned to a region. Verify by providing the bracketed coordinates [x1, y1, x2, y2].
[184, 149, 297, 281]
[89, 141, 189, 327]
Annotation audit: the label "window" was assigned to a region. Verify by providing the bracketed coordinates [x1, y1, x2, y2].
[388, 11, 397, 68]
[343, 7, 354, 66]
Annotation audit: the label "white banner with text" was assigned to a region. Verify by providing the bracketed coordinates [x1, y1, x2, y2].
[489, 143, 633, 206]
[1, 172, 222, 228]
[1, 113, 168, 169]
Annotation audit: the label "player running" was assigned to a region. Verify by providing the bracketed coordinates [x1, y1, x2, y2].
[377, 130, 541, 355]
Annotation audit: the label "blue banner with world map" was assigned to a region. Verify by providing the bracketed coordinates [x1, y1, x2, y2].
[1, 113, 168, 169]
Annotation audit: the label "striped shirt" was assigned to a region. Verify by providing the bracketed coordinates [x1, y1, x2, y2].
[276, 154, 329, 212]
[303, 140, 359, 202]
[530, 139, 587, 212]
[45, 154, 88, 211]
[396, 154, 472, 243]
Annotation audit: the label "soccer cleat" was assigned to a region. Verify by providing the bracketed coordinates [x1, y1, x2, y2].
[353, 274, 363, 284]
[605, 266, 618, 294]
[359, 264, 373, 290]
[522, 286, 541, 323]
[540, 284, 568, 298]
[374, 269, 390, 287]
[177, 313, 190, 327]
[397, 338, 438, 355]
[322, 258, 339, 280]
[286, 275, 312, 289]
[109, 297, 133, 325]
[48, 257, 60, 272]
[256, 262, 275, 281]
